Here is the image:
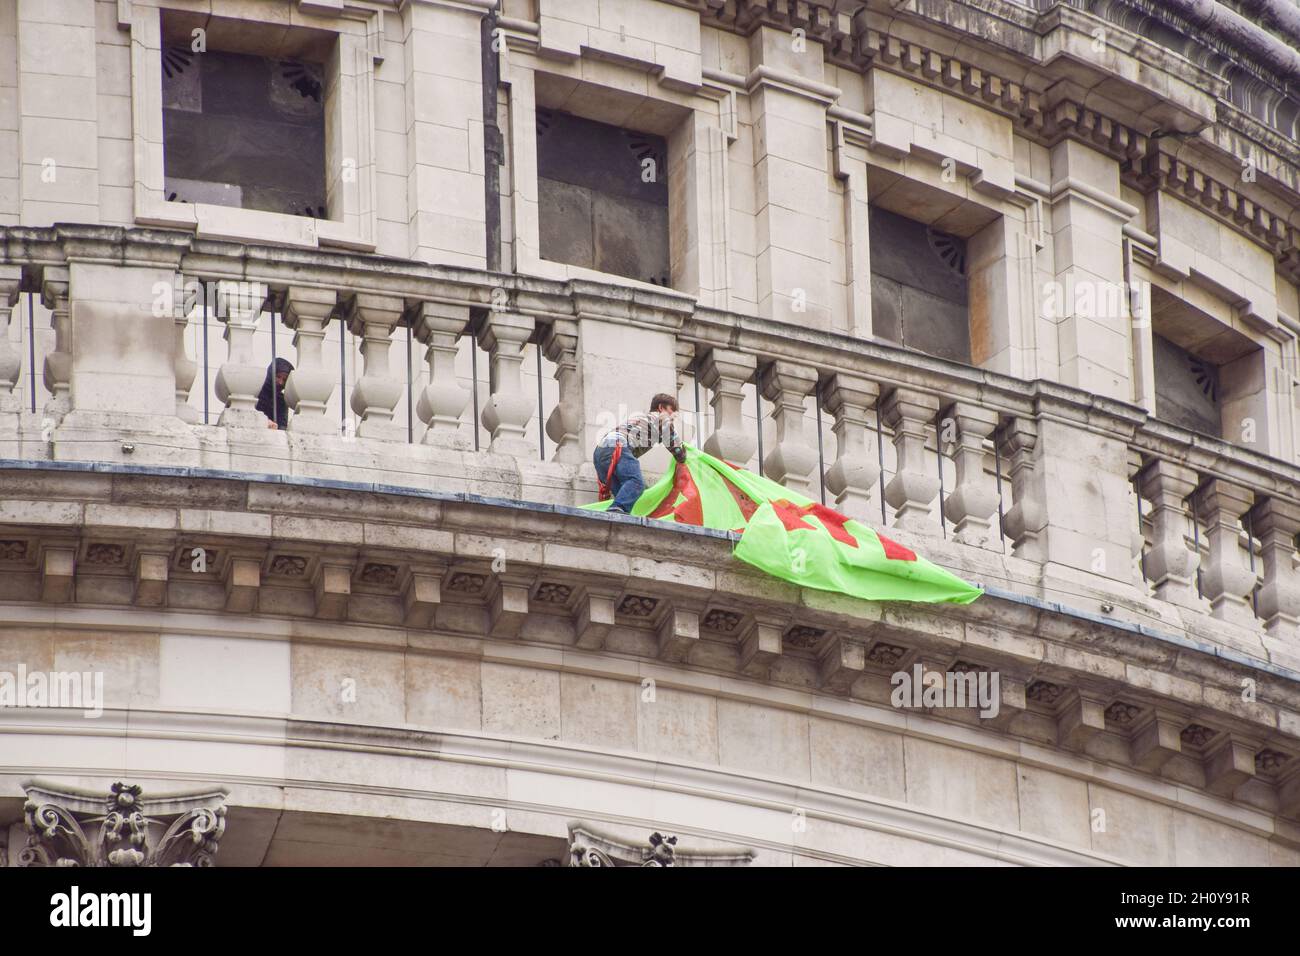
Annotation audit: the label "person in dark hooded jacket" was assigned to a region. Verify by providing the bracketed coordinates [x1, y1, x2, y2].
[255, 358, 294, 430]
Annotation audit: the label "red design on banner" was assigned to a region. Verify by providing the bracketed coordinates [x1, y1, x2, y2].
[876, 532, 917, 562]
[648, 461, 703, 525]
[720, 474, 759, 521]
[769, 500, 860, 548]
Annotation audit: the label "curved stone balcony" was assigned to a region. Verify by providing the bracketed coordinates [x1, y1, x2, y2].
[1, 224, 1299, 865]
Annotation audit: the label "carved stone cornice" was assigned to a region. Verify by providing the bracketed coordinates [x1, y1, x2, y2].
[19, 781, 227, 868]
[564, 826, 755, 867]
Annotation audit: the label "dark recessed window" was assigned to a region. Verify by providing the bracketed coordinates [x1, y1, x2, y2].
[868, 206, 971, 364]
[536, 109, 669, 286]
[162, 47, 327, 218]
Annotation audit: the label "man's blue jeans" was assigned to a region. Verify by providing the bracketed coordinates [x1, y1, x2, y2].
[594, 440, 644, 513]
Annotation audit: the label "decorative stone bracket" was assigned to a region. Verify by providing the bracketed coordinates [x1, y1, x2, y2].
[561, 825, 754, 867]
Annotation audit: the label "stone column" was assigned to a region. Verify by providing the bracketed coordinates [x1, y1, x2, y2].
[996, 418, 1046, 562]
[543, 318, 583, 464]
[1138, 458, 1202, 610]
[1047, 139, 1132, 400]
[411, 301, 471, 449]
[0, 267, 22, 414]
[172, 282, 200, 423]
[344, 292, 405, 441]
[822, 373, 880, 518]
[1250, 497, 1300, 643]
[280, 286, 339, 434]
[40, 266, 71, 420]
[942, 403, 1000, 546]
[478, 311, 536, 457]
[1191, 479, 1258, 628]
[881, 388, 941, 533]
[757, 360, 818, 495]
[698, 347, 757, 465]
[214, 280, 270, 429]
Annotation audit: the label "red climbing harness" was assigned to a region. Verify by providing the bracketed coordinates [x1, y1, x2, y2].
[596, 442, 623, 501]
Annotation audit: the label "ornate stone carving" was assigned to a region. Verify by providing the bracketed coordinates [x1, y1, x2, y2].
[1256, 750, 1289, 773]
[702, 608, 743, 633]
[1181, 724, 1218, 748]
[20, 782, 226, 868]
[1105, 702, 1143, 726]
[533, 582, 573, 605]
[565, 825, 754, 867]
[359, 562, 399, 587]
[783, 625, 825, 649]
[1026, 680, 1065, 706]
[867, 642, 907, 666]
[269, 555, 308, 577]
[84, 543, 125, 566]
[447, 572, 487, 594]
[0, 539, 27, 561]
[617, 595, 658, 617]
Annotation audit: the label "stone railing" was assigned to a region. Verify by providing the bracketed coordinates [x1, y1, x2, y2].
[0, 224, 1297, 665]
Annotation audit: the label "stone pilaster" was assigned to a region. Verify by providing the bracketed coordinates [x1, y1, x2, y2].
[1249, 497, 1300, 643]
[942, 403, 1000, 547]
[344, 292, 406, 441]
[822, 373, 880, 519]
[172, 283, 201, 424]
[698, 347, 757, 465]
[757, 360, 819, 495]
[280, 286, 339, 434]
[411, 301, 471, 449]
[1139, 459, 1203, 610]
[214, 280, 270, 430]
[881, 388, 941, 533]
[478, 311, 536, 457]
[543, 318, 583, 465]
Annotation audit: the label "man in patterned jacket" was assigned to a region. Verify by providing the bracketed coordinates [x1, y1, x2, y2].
[593, 393, 688, 513]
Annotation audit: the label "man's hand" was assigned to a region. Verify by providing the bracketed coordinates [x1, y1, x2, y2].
[672, 447, 687, 465]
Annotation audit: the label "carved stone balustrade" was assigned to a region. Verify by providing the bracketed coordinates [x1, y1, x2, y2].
[698, 347, 757, 465]
[1250, 497, 1300, 643]
[942, 403, 1000, 547]
[478, 310, 536, 457]
[214, 280, 270, 430]
[1191, 478, 1258, 630]
[411, 300, 472, 449]
[1139, 458, 1204, 611]
[280, 285, 339, 434]
[758, 360, 819, 495]
[822, 372, 880, 519]
[344, 292, 406, 441]
[881, 387, 941, 533]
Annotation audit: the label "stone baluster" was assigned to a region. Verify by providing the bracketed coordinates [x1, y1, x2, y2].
[698, 347, 757, 465]
[822, 373, 880, 518]
[1128, 449, 1147, 583]
[675, 340, 697, 445]
[411, 301, 471, 449]
[995, 418, 1046, 562]
[1138, 458, 1202, 610]
[881, 388, 941, 533]
[280, 286, 339, 434]
[542, 318, 582, 464]
[941, 403, 1000, 546]
[0, 267, 22, 414]
[40, 266, 72, 420]
[758, 360, 819, 495]
[1250, 497, 1300, 642]
[172, 281, 201, 423]
[478, 310, 536, 456]
[214, 280, 270, 429]
[344, 292, 405, 440]
[1191, 479, 1258, 628]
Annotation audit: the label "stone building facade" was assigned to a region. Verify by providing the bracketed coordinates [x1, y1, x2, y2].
[0, 0, 1299, 866]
